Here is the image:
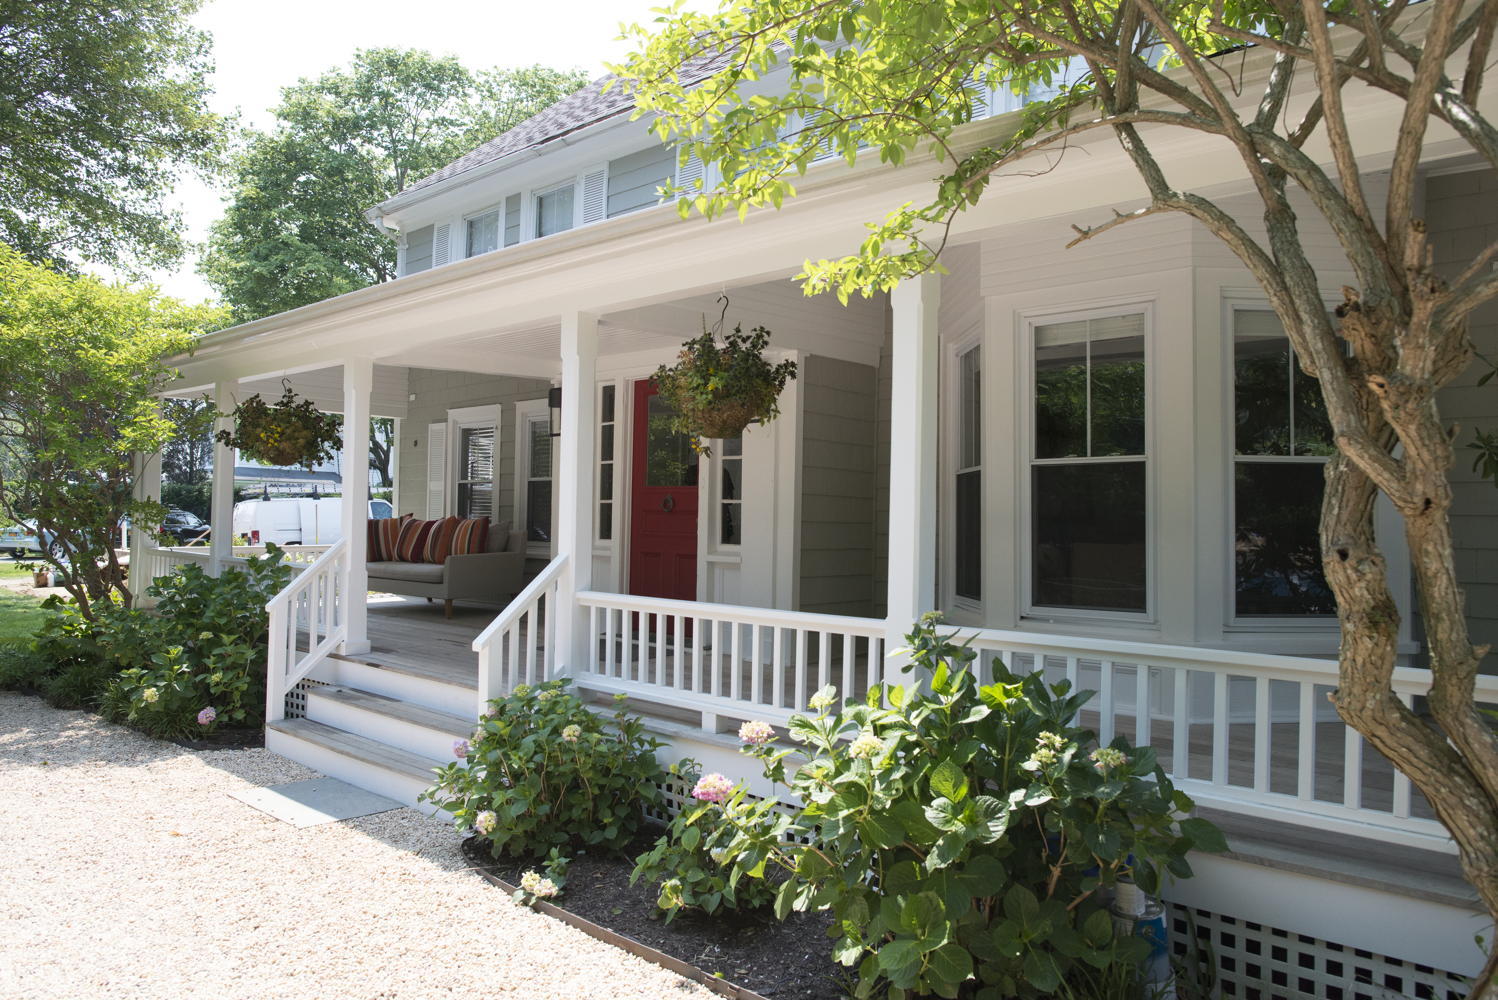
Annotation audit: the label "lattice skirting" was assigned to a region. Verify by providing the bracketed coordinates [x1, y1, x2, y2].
[283, 678, 331, 720]
[1169, 903, 1470, 1000]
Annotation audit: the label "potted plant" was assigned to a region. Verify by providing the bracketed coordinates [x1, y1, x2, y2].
[214, 381, 342, 471]
[652, 302, 798, 452]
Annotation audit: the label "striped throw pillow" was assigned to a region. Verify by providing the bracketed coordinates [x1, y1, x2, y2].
[424, 516, 461, 565]
[394, 517, 436, 563]
[368, 514, 408, 562]
[451, 517, 489, 556]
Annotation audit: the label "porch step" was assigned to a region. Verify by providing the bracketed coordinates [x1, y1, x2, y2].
[305, 685, 473, 761]
[266, 717, 445, 812]
[322, 654, 477, 718]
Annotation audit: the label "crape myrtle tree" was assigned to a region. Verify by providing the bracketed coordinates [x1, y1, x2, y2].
[0, 244, 224, 617]
[619, 0, 1498, 991]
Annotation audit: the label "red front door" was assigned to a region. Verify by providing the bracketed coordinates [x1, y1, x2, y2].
[628, 380, 698, 601]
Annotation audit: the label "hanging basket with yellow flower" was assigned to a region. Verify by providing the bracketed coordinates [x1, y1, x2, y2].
[214, 381, 342, 470]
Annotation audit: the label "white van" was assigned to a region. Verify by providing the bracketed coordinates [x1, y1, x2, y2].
[233, 498, 393, 546]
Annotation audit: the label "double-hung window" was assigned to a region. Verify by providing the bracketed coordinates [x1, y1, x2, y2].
[954, 345, 981, 603]
[465, 208, 500, 258]
[1030, 309, 1148, 614]
[455, 423, 495, 520]
[1232, 308, 1336, 618]
[515, 401, 554, 553]
[534, 181, 576, 238]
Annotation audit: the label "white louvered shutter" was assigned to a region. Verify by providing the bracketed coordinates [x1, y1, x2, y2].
[675, 145, 705, 191]
[426, 421, 448, 518]
[431, 223, 452, 267]
[580, 168, 607, 225]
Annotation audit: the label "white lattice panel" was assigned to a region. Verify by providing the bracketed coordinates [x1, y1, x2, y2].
[1169, 903, 1469, 1000]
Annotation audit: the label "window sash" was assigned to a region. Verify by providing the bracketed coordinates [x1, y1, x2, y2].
[455, 425, 495, 520]
[535, 183, 576, 238]
[465, 210, 499, 257]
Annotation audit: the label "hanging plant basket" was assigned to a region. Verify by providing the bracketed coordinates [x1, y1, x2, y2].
[214, 381, 342, 471]
[652, 299, 798, 452]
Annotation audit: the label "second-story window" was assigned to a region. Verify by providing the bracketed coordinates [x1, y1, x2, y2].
[535, 181, 575, 238]
[466, 209, 499, 257]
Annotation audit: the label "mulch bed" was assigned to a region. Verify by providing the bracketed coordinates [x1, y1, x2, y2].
[461, 834, 847, 1000]
[170, 726, 264, 752]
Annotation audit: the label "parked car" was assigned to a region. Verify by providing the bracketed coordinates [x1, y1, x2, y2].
[158, 508, 211, 545]
[232, 498, 392, 546]
[0, 521, 53, 559]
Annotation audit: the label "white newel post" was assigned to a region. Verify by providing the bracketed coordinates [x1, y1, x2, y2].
[341, 358, 373, 655]
[209, 381, 236, 574]
[557, 311, 598, 673]
[128, 447, 162, 604]
[885, 273, 941, 663]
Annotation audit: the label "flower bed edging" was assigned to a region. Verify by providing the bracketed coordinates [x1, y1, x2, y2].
[469, 866, 772, 1000]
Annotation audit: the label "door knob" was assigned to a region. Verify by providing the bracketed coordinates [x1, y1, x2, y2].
[661, 495, 675, 512]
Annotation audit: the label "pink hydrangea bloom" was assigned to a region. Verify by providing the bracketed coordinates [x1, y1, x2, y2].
[738, 720, 775, 746]
[452, 739, 470, 759]
[196, 707, 217, 726]
[691, 773, 736, 804]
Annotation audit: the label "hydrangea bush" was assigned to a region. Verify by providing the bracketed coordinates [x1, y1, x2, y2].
[679, 616, 1226, 1000]
[421, 680, 664, 859]
[629, 759, 778, 922]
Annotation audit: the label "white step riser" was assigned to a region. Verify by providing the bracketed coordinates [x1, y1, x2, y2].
[304, 691, 468, 763]
[266, 727, 444, 814]
[322, 657, 478, 718]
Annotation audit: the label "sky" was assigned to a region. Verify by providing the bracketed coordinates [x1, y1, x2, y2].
[139, 0, 704, 302]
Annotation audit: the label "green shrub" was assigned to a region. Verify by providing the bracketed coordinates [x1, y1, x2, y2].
[630, 758, 780, 922]
[696, 615, 1226, 1000]
[421, 679, 664, 859]
[0, 643, 54, 693]
[38, 548, 293, 734]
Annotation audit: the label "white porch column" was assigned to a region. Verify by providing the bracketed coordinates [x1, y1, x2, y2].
[557, 311, 598, 673]
[208, 381, 236, 574]
[885, 273, 941, 659]
[341, 358, 373, 655]
[128, 447, 162, 603]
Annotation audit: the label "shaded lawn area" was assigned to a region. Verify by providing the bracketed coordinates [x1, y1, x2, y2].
[0, 559, 34, 583]
[0, 588, 46, 646]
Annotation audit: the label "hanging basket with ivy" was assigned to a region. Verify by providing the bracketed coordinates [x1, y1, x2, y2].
[214, 381, 342, 471]
[652, 300, 798, 451]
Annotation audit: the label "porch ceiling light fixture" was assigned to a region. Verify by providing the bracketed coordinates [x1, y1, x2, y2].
[547, 386, 562, 437]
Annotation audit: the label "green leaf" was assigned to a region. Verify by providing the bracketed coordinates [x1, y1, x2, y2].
[681, 825, 701, 851]
[860, 812, 906, 849]
[929, 759, 969, 802]
[927, 942, 974, 986]
[1180, 817, 1229, 853]
[1003, 885, 1040, 926]
[876, 938, 922, 984]
[1022, 949, 1062, 993]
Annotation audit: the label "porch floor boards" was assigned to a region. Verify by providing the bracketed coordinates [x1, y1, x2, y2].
[348, 597, 489, 686]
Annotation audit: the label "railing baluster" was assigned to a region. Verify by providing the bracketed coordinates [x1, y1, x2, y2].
[750, 623, 763, 704]
[1135, 664, 1151, 747]
[674, 614, 686, 690]
[1065, 655, 1079, 692]
[1099, 660, 1114, 746]
[1297, 682, 1316, 801]
[772, 626, 785, 709]
[525, 600, 539, 681]
[1253, 676, 1271, 794]
[509, 611, 522, 685]
[605, 607, 617, 677]
[1212, 673, 1229, 786]
[867, 636, 882, 698]
[1343, 723, 1363, 810]
[1172, 667, 1188, 779]
[841, 633, 855, 703]
[730, 620, 742, 702]
[693, 617, 704, 693]
[818, 631, 831, 692]
[710, 617, 723, 698]
[795, 628, 809, 710]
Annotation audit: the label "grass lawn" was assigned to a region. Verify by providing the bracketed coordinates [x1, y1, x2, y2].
[0, 587, 46, 646]
[0, 559, 35, 584]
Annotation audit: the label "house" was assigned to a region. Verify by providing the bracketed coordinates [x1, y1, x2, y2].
[141, 37, 1498, 999]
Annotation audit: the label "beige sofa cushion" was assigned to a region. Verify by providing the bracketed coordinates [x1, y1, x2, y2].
[366, 560, 445, 584]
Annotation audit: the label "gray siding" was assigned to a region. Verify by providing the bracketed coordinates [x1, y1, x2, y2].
[396, 368, 553, 531]
[607, 145, 673, 218]
[403, 224, 434, 276]
[1428, 170, 1498, 670]
[798, 355, 879, 616]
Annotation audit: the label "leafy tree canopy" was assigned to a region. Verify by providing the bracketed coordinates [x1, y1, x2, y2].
[620, 3, 1498, 991]
[0, 0, 225, 273]
[0, 242, 227, 616]
[201, 49, 586, 323]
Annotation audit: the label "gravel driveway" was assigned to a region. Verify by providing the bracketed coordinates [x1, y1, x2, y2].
[0, 693, 709, 1000]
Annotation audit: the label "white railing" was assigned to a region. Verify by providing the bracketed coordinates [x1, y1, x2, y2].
[265, 540, 348, 723]
[958, 626, 1498, 851]
[473, 555, 567, 713]
[137, 543, 330, 584]
[575, 591, 887, 729]
[137, 545, 211, 582]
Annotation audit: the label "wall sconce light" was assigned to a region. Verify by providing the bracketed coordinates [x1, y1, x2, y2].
[547, 386, 562, 437]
